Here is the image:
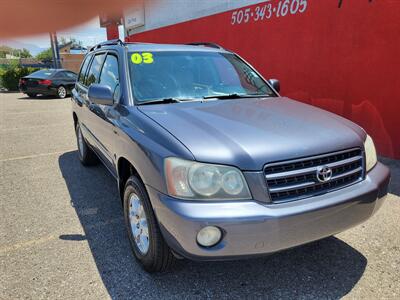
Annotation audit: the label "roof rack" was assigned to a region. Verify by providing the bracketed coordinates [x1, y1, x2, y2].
[89, 39, 125, 52]
[186, 42, 224, 49]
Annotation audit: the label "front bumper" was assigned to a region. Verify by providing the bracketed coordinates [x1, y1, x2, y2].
[147, 162, 390, 261]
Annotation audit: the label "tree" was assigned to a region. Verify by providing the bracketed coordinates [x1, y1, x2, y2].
[0, 45, 31, 58]
[59, 36, 83, 48]
[0, 60, 38, 90]
[35, 48, 53, 61]
[0, 45, 13, 58]
[19, 48, 32, 58]
[59, 36, 69, 46]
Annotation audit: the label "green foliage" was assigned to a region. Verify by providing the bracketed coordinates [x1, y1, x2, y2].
[0, 62, 38, 90]
[19, 48, 32, 58]
[59, 36, 70, 46]
[0, 45, 13, 58]
[36, 48, 53, 61]
[0, 67, 6, 87]
[0, 45, 32, 58]
[59, 36, 82, 47]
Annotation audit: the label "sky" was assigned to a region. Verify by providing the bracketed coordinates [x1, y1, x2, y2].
[12, 17, 124, 49]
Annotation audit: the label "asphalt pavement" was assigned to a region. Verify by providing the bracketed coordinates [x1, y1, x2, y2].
[0, 92, 399, 299]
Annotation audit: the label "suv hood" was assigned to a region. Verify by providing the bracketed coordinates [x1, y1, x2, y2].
[138, 97, 366, 170]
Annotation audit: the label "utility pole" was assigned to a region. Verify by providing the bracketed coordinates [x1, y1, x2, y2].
[49, 32, 61, 69]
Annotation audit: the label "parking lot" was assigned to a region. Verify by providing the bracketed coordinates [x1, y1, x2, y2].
[0, 92, 399, 299]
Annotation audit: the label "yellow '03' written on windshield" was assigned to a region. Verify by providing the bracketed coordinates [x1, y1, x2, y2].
[131, 52, 154, 64]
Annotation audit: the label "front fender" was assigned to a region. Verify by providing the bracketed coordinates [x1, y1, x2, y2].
[115, 107, 194, 193]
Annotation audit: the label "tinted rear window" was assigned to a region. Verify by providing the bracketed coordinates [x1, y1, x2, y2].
[29, 69, 55, 78]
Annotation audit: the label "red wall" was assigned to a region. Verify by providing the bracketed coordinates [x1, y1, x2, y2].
[126, 0, 400, 159]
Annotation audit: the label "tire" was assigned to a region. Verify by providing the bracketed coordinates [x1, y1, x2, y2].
[27, 93, 36, 98]
[75, 123, 98, 166]
[123, 176, 176, 272]
[57, 85, 67, 99]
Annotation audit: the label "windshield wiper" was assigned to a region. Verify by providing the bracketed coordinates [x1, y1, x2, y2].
[139, 94, 271, 105]
[138, 98, 183, 105]
[203, 93, 272, 100]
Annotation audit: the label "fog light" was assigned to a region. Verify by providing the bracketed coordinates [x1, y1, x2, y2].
[196, 226, 222, 247]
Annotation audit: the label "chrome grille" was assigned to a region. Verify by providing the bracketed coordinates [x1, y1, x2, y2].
[264, 149, 364, 203]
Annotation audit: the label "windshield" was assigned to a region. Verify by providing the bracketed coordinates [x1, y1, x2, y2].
[128, 51, 275, 103]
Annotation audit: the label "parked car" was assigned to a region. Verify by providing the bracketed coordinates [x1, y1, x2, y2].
[19, 69, 77, 98]
[71, 40, 390, 272]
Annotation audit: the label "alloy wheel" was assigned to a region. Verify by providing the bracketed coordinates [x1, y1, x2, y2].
[128, 192, 150, 255]
[58, 86, 66, 98]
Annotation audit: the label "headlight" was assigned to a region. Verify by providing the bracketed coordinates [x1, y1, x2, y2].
[164, 157, 251, 200]
[364, 134, 377, 172]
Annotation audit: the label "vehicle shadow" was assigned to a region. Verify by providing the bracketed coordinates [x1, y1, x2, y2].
[59, 150, 367, 299]
[18, 95, 70, 100]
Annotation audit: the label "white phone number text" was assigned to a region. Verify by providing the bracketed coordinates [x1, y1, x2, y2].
[231, 0, 308, 25]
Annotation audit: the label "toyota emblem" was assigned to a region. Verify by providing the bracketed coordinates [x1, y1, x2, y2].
[316, 166, 333, 183]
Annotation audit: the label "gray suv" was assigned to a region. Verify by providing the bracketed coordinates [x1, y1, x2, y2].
[71, 40, 390, 272]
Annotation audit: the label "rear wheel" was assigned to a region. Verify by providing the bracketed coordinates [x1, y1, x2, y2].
[75, 123, 98, 166]
[27, 93, 36, 98]
[57, 86, 67, 99]
[124, 176, 176, 272]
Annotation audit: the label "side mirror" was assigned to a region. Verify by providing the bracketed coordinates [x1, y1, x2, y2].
[88, 84, 113, 105]
[268, 79, 280, 93]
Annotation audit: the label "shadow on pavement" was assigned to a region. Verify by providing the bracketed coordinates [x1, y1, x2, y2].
[18, 95, 70, 100]
[59, 150, 367, 299]
[59, 234, 87, 241]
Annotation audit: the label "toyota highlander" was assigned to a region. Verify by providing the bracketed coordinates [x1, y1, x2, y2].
[71, 40, 390, 272]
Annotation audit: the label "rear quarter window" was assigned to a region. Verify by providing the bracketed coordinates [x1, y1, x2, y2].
[78, 55, 92, 85]
[65, 71, 77, 79]
[55, 71, 67, 78]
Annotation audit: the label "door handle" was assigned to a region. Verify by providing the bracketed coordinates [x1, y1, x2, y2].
[72, 89, 83, 107]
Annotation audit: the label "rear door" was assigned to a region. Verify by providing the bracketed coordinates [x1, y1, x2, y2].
[89, 52, 121, 174]
[79, 52, 113, 168]
[72, 54, 93, 142]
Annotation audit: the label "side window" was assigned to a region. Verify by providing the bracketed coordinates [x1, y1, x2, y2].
[99, 54, 120, 100]
[78, 55, 91, 85]
[86, 53, 106, 86]
[54, 71, 65, 78]
[65, 71, 77, 79]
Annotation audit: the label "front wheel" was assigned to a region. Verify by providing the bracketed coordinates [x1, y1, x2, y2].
[57, 86, 67, 99]
[27, 93, 36, 98]
[124, 176, 176, 272]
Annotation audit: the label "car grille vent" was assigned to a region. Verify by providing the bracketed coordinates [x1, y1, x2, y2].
[264, 148, 364, 203]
